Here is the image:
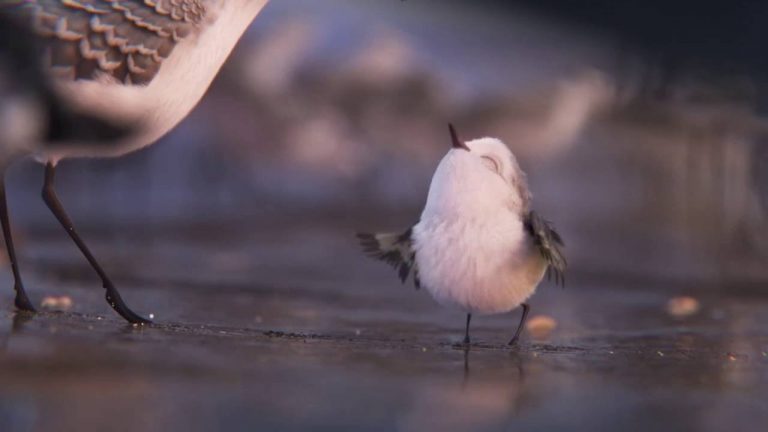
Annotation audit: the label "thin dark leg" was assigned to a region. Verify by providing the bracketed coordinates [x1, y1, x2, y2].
[508, 303, 530, 346]
[41, 163, 150, 324]
[463, 313, 472, 345]
[0, 177, 35, 312]
[462, 346, 471, 386]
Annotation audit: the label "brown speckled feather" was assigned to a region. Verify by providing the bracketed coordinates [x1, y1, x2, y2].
[13, 0, 207, 85]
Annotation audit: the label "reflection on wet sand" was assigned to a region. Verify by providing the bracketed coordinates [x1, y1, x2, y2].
[0, 217, 766, 432]
[0, 312, 32, 353]
[399, 352, 524, 432]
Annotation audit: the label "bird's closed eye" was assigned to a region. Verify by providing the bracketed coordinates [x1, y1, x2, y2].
[480, 155, 501, 174]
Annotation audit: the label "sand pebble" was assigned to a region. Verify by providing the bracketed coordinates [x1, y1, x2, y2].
[666, 296, 700, 318]
[40, 296, 73, 312]
[525, 315, 557, 338]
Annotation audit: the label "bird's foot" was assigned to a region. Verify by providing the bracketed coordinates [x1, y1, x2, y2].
[13, 285, 36, 313]
[105, 289, 151, 325]
[452, 336, 471, 351]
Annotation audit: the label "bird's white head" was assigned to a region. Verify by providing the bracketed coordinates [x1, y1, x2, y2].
[421, 124, 531, 221]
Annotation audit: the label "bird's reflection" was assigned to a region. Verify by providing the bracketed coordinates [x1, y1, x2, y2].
[399, 347, 529, 432]
[12, 311, 34, 332]
[462, 346, 525, 386]
[0, 318, 7, 352]
[463, 346, 470, 385]
[1, 311, 34, 352]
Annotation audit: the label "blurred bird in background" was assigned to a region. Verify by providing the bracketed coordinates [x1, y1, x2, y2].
[470, 69, 615, 163]
[359, 125, 565, 346]
[0, 0, 270, 323]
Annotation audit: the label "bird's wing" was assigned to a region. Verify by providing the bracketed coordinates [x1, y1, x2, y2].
[357, 228, 421, 289]
[0, 11, 131, 143]
[524, 211, 567, 286]
[5, 0, 207, 85]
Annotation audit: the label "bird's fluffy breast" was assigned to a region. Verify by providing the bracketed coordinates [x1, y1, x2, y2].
[413, 214, 546, 315]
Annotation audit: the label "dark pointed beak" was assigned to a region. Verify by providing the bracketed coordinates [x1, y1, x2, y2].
[449, 123, 470, 151]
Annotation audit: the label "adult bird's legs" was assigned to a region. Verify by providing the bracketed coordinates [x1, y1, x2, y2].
[41, 162, 150, 324]
[0, 176, 35, 312]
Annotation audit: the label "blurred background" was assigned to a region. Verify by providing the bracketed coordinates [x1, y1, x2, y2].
[5, 0, 767, 284]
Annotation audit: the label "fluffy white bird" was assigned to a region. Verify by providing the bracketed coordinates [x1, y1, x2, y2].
[359, 124, 566, 345]
[0, 0, 270, 323]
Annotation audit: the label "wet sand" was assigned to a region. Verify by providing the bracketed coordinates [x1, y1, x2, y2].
[1, 222, 767, 431]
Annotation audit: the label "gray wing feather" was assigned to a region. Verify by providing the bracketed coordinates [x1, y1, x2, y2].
[0, 12, 132, 143]
[357, 228, 420, 289]
[7, 0, 206, 85]
[524, 211, 567, 286]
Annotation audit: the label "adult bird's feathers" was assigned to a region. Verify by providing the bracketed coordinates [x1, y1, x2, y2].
[524, 210, 567, 286]
[357, 228, 420, 289]
[0, 10, 132, 146]
[9, 0, 207, 85]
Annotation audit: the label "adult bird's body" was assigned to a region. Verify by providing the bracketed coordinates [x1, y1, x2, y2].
[359, 125, 566, 345]
[0, 0, 270, 323]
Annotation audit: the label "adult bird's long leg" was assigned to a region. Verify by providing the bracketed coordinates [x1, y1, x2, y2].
[0, 176, 35, 312]
[463, 313, 472, 345]
[508, 303, 530, 345]
[41, 163, 150, 324]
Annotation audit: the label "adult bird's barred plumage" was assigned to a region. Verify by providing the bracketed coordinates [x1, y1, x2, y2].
[0, 9, 130, 152]
[17, 0, 207, 85]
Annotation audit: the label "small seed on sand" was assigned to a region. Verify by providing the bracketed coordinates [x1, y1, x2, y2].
[525, 315, 557, 338]
[666, 296, 700, 318]
[40, 296, 73, 312]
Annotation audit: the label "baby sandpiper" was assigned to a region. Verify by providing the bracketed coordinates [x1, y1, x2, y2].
[358, 124, 566, 346]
